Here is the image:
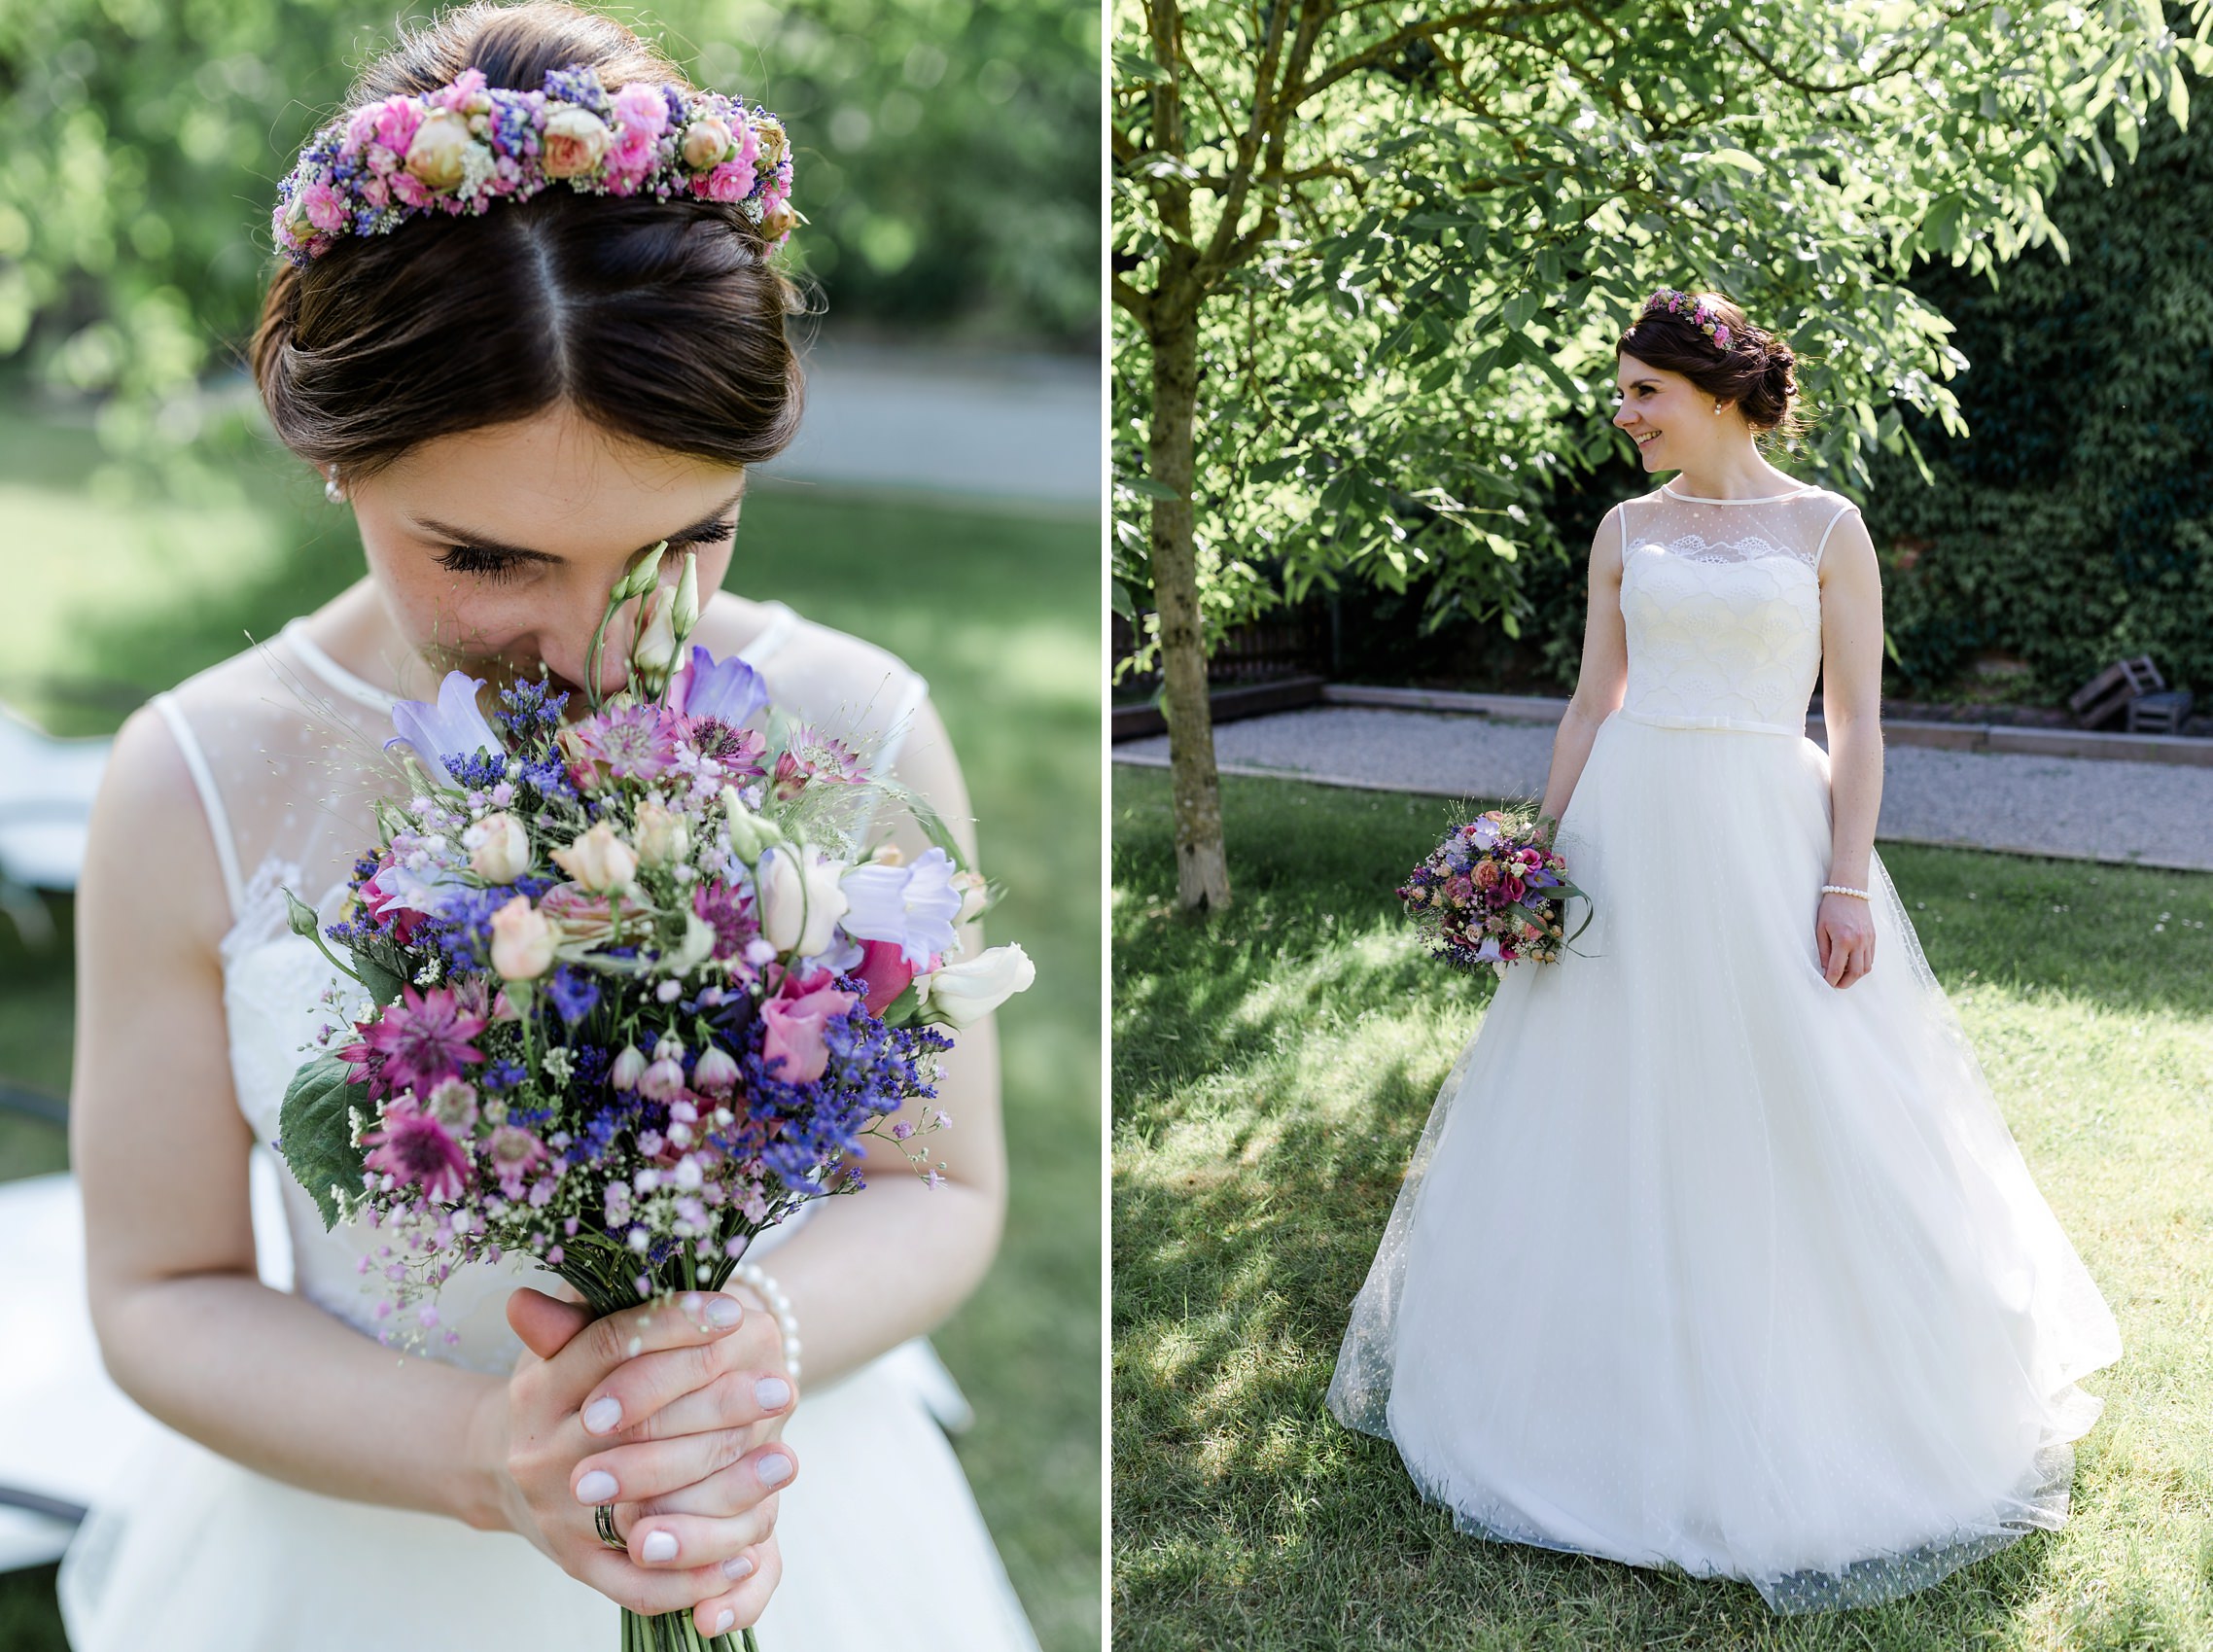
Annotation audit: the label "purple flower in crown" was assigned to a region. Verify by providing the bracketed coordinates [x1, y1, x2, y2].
[388, 673, 504, 787]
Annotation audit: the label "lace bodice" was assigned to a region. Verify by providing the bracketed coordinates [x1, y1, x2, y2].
[150, 596, 933, 1375]
[1614, 481, 1861, 736]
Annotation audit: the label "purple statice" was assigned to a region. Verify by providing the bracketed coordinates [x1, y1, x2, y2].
[541, 64, 614, 119]
[494, 677, 570, 751]
[444, 752, 511, 791]
[545, 965, 600, 1027]
[480, 1060, 527, 1093]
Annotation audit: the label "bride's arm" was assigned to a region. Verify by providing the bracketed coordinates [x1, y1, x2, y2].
[1815, 510, 1885, 985]
[73, 706, 789, 1624]
[1538, 506, 1631, 825]
[720, 692, 1009, 1388]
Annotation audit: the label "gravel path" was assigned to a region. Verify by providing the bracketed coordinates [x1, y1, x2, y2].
[1114, 706, 2213, 873]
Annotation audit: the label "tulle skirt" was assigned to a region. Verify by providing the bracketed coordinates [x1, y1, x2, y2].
[1325, 709, 2124, 1613]
[56, 1343, 1043, 1651]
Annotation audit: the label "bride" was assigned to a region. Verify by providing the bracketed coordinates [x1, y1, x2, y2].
[52, 3, 1040, 1646]
[1326, 288, 2124, 1613]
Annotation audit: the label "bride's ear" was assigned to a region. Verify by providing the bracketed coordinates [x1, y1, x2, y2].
[507, 1285, 594, 1361]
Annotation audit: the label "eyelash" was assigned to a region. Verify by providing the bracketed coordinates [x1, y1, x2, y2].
[434, 519, 736, 584]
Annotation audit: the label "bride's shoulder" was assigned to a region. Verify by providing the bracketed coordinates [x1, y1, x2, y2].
[692, 591, 929, 709]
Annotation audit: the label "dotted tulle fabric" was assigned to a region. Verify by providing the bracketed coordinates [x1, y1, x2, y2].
[1325, 482, 2124, 1614]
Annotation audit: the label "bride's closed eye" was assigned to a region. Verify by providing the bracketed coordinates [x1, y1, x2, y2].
[433, 518, 737, 583]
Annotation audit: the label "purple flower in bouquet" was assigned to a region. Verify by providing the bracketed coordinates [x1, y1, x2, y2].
[839, 847, 962, 967]
[387, 673, 501, 787]
[671, 644, 768, 727]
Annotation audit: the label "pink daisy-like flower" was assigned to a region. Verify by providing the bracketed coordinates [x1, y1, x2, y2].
[363, 984, 486, 1097]
[483, 1124, 549, 1199]
[770, 724, 866, 802]
[561, 702, 680, 786]
[685, 717, 768, 780]
[363, 1101, 472, 1203]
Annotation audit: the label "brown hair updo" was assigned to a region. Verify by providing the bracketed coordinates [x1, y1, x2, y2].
[250, 0, 805, 481]
[1615, 291, 1806, 444]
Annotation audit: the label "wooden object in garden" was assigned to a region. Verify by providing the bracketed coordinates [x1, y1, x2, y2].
[2126, 690, 2195, 736]
[2069, 656, 2164, 729]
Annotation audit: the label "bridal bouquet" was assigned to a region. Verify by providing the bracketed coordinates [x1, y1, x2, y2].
[1397, 805, 1592, 976]
[273, 544, 1033, 1652]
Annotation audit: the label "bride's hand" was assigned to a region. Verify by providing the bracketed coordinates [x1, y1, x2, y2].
[474, 1285, 795, 1637]
[1816, 892, 1876, 988]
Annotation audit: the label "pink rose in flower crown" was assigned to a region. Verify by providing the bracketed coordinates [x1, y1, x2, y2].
[541, 105, 613, 178]
[300, 178, 347, 234]
[404, 107, 474, 191]
[699, 158, 757, 203]
[681, 114, 734, 169]
[607, 81, 668, 183]
[760, 967, 860, 1084]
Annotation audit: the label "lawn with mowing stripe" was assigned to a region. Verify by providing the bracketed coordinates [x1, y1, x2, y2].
[1112, 763, 2213, 1651]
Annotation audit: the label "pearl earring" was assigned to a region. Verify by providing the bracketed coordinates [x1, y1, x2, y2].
[1712, 403, 1724, 415]
[324, 465, 345, 503]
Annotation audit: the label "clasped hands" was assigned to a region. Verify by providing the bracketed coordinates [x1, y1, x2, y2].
[477, 1283, 796, 1640]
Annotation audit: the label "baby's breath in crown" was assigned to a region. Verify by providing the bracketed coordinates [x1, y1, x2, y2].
[272, 63, 797, 265]
[1640, 288, 1734, 351]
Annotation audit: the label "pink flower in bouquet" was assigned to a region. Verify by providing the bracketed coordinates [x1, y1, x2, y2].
[760, 967, 859, 1083]
[691, 1044, 742, 1095]
[560, 702, 678, 788]
[485, 1124, 549, 1198]
[362, 984, 486, 1096]
[853, 937, 920, 1015]
[690, 878, 759, 960]
[770, 724, 867, 802]
[538, 881, 649, 945]
[363, 1099, 471, 1202]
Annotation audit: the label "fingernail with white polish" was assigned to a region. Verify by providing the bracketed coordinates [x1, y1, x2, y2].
[575, 1469, 618, 1503]
[715, 1609, 737, 1634]
[641, 1529, 679, 1563]
[707, 1296, 743, 1327]
[755, 1376, 790, 1410]
[757, 1453, 792, 1487]
[721, 1555, 755, 1580]
[581, 1395, 622, 1434]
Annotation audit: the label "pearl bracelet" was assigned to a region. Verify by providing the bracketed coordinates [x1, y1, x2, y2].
[731, 1260, 802, 1388]
[1821, 883, 1871, 900]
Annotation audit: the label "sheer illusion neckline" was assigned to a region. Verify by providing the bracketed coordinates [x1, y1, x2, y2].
[279, 600, 803, 712]
[1660, 480, 1816, 505]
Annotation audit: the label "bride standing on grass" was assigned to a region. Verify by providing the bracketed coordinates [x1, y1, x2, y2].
[47, 4, 1041, 1647]
[1326, 289, 2124, 1613]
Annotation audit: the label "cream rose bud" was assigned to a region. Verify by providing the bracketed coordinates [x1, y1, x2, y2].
[920, 943, 1036, 1027]
[404, 107, 474, 191]
[552, 821, 638, 893]
[633, 585, 678, 678]
[681, 115, 733, 169]
[541, 105, 613, 178]
[489, 895, 556, 980]
[757, 844, 851, 957]
[634, 800, 689, 866]
[464, 811, 531, 883]
[951, 869, 990, 923]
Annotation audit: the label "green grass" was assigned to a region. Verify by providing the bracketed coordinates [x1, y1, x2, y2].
[1111, 763, 2213, 1651]
[0, 405, 1102, 1652]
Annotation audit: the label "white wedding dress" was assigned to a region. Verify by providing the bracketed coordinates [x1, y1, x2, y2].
[36, 597, 1044, 1650]
[1325, 480, 2124, 1613]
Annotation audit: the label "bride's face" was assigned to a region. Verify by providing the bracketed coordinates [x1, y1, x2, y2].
[1612, 353, 1715, 473]
[347, 403, 745, 700]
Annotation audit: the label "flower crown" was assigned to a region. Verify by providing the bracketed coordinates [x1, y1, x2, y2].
[1640, 288, 1734, 351]
[273, 64, 796, 266]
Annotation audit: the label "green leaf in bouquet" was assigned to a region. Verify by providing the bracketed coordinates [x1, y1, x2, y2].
[352, 946, 408, 1007]
[877, 978, 926, 1027]
[276, 1055, 370, 1231]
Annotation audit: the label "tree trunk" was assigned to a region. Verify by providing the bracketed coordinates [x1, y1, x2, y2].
[1146, 293, 1232, 912]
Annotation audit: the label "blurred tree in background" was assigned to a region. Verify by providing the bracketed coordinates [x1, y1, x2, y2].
[0, 0, 1098, 432]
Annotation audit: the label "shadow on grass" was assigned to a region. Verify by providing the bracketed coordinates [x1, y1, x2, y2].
[1111, 764, 2210, 1651]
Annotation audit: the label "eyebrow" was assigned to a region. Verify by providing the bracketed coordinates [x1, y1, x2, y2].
[1618, 378, 1662, 392]
[414, 488, 747, 560]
